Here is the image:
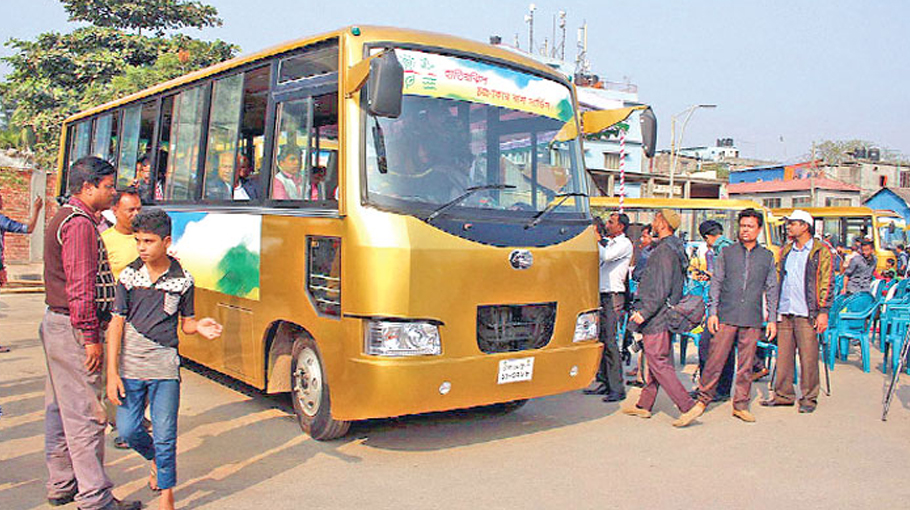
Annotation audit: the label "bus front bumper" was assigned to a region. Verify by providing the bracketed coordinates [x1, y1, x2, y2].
[330, 342, 602, 421]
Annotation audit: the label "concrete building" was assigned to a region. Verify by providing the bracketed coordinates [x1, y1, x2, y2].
[822, 160, 909, 198]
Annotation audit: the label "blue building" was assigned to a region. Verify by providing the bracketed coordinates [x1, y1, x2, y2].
[865, 188, 910, 223]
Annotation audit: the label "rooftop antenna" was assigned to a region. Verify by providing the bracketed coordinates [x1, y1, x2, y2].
[525, 4, 536, 54]
[514, 32, 520, 49]
[558, 11, 567, 60]
[575, 21, 590, 75]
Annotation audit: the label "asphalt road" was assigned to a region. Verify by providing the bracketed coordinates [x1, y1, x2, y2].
[2, 292, 909, 510]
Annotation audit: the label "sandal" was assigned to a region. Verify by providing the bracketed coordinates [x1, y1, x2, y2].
[148, 462, 161, 492]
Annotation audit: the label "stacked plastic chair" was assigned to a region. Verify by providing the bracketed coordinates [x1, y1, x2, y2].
[831, 292, 877, 373]
[878, 278, 910, 374]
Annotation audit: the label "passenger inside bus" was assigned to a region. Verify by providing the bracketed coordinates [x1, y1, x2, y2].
[273, 144, 303, 200]
[237, 154, 261, 200]
[205, 152, 237, 200]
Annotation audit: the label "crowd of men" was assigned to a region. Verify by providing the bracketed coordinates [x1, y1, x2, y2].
[587, 206, 849, 427]
[0, 155, 892, 509]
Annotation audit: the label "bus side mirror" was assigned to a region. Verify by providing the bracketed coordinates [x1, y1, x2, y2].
[367, 51, 403, 118]
[639, 107, 657, 158]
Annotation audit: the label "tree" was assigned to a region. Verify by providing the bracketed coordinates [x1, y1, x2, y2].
[811, 139, 908, 165]
[0, 1, 237, 169]
[62, 0, 221, 36]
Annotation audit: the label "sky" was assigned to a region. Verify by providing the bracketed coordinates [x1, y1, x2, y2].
[1, 0, 908, 162]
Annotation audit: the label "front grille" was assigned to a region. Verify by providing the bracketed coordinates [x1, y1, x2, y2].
[476, 302, 557, 354]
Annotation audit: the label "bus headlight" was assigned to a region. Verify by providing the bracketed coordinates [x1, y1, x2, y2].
[573, 311, 599, 342]
[364, 320, 442, 356]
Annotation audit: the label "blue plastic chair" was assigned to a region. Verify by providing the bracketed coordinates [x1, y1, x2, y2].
[877, 279, 910, 349]
[881, 305, 910, 374]
[677, 278, 709, 365]
[823, 293, 849, 370]
[832, 292, 877, 373]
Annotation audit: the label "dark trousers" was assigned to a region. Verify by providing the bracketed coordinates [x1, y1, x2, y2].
[596, 292, 625, 395]
[697, 324, 760, 411]
[772, 315, 820, 407]
[636, 330, 695, 413]
[698, 329, 735, 397]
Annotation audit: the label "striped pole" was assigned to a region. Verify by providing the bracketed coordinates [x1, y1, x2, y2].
[619, 127, 626, 213]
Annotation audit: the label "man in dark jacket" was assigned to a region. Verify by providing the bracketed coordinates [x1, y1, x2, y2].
[624, 209, 699, 427]
[692, 208, 779, 423]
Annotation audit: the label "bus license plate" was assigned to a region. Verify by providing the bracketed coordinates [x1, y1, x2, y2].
[497, 357, 535, 384]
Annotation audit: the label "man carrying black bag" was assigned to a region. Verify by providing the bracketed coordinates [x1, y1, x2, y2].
[624, 209, 700, 427]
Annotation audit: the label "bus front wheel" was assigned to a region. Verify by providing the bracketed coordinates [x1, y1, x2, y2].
[290, 336, 350, 440]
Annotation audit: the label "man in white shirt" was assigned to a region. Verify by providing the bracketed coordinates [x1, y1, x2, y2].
[584, 212, 634, 402]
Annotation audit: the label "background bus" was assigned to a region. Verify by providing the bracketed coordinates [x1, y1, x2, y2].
[590, 197, 778, 270]
[772, 207, 895, 271]
[57, 26, 621, 439]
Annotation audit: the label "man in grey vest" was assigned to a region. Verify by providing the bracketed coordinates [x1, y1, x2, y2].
[692, 208, 779, 423]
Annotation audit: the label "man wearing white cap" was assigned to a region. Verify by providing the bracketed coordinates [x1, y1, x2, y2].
[761, 209, 834, 413]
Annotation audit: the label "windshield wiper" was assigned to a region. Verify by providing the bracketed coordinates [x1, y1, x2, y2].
[372, 117, 388, 174]
[426, 184, 517, 223]
[524, 192, 588, 230]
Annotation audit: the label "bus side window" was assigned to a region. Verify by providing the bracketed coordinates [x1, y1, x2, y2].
[270, 92, 338, 206]
[91, 112, 119, 163]
[154, 95, 175, 202]
[203, 73, 244, 201]
[164, 85, 206, 201]
[116, 101, 157, 193]
[201, 65, 271, 202]
[236, 66, 271, 201]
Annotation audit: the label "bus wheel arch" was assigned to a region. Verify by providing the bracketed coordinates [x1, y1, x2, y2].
[264, 320, 350, 440]
[289, 334, 350, 440]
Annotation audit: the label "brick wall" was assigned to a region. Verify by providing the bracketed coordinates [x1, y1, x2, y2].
[1, 166, 58, 264]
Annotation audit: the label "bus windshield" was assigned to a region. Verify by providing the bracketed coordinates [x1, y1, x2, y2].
[878, 218, 907, 249]
[365, 49, 585, 219]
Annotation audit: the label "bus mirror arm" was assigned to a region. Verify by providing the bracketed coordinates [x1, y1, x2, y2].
[345, 50, 404, 119]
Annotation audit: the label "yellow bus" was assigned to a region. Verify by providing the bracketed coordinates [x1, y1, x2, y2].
[58, 26, 654, 439]
[590, 197, 779, 269]
[772, 207, 895, 271]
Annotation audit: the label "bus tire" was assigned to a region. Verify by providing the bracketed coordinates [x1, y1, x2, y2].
[289, 336, 350, 440]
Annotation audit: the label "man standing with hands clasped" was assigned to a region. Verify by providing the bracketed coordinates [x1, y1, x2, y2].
[761, 209, 834, 414]
[692, 208, 779, 423]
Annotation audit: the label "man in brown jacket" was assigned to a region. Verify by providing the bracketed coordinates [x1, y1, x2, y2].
[761, 209, 834, 413]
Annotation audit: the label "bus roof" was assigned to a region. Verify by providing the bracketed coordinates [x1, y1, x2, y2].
[64, 25, 566, 124]
[771, 206, 875, 217]
[590, 197, 765, 211]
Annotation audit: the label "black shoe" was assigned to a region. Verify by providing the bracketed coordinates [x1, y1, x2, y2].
[47, 488, 77, 507]
[760, 399, 794, 407]
[113, 436, 130, 449]
[99, 498, 142, 510]
[626, 380, 645, 388]
[798, 404, 816, 414]
[688, 390, 699, 399]
[602, 392, 625, 403]
[583, 383, 608, 395]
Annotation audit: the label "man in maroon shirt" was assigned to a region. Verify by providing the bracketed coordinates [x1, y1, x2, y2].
[41, 156, 140, 510]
